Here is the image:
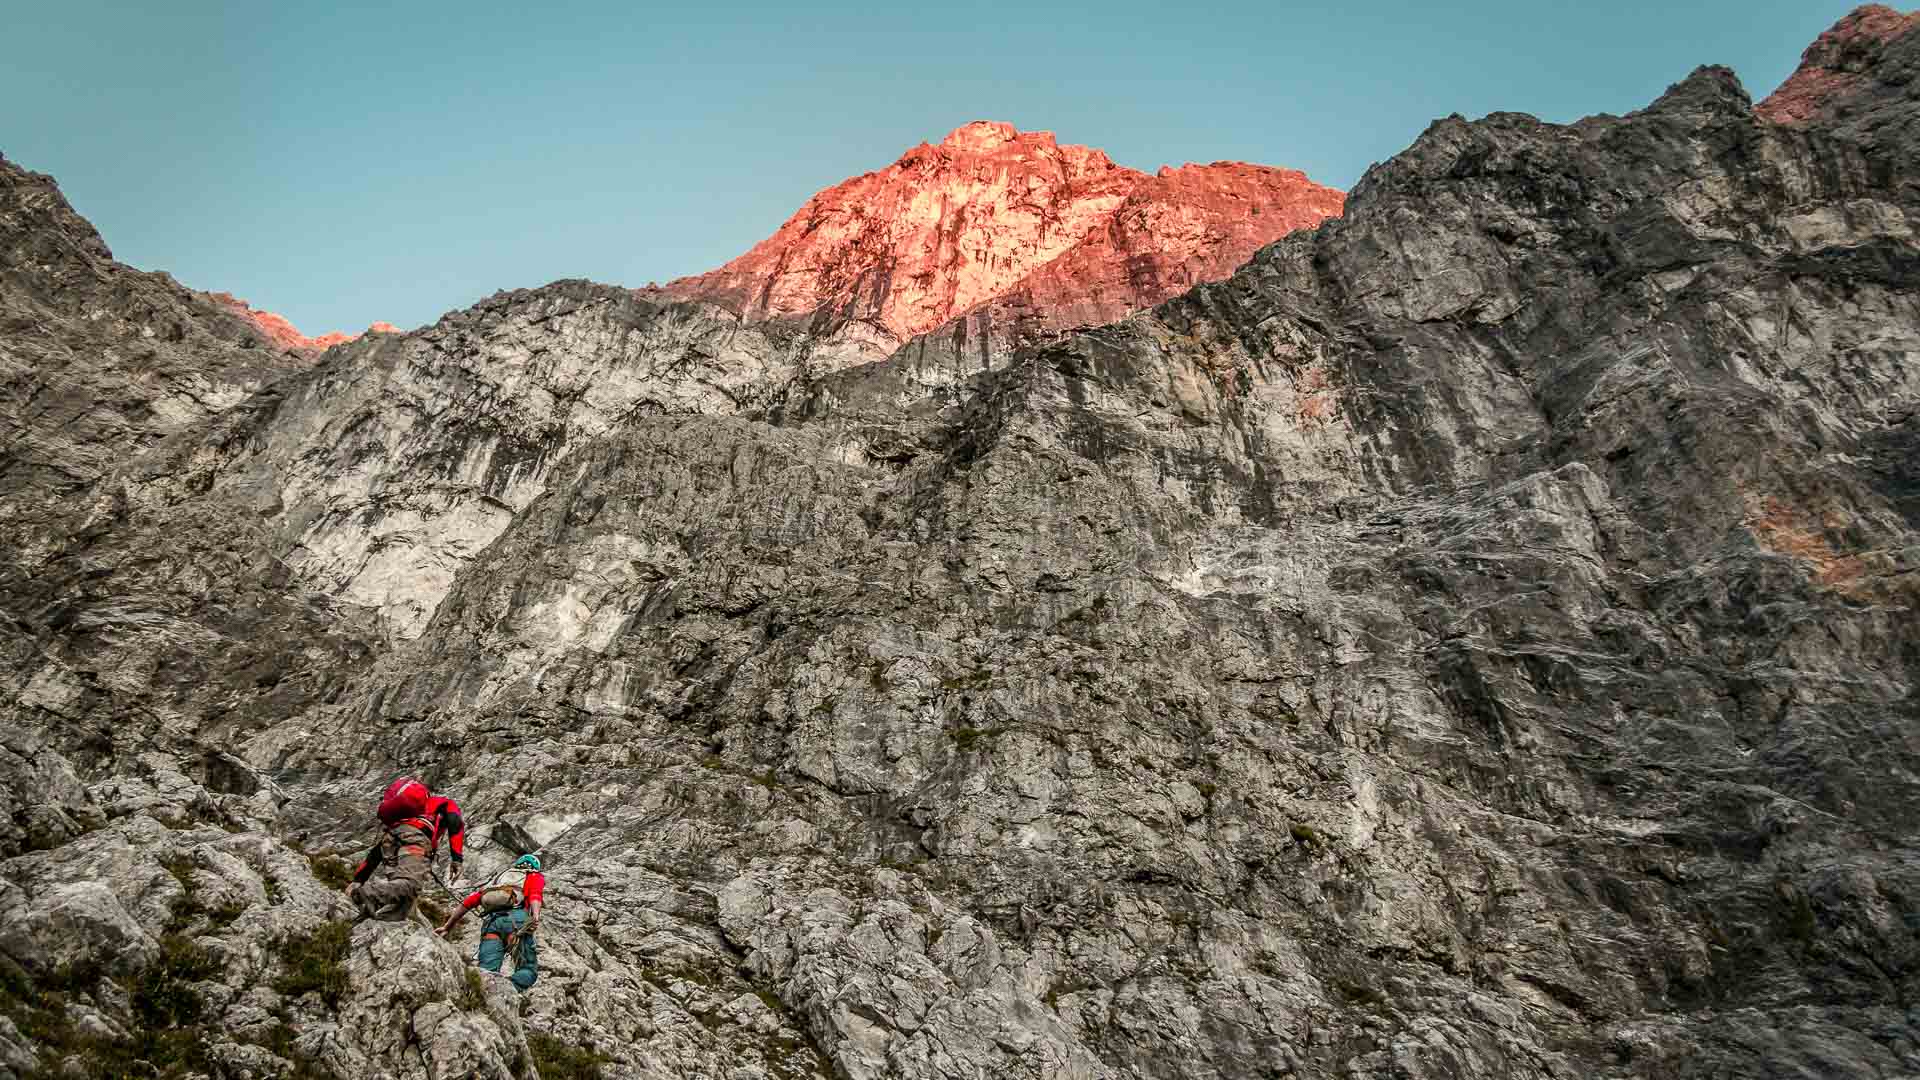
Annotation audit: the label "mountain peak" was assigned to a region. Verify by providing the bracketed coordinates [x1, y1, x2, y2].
[650, 124, 1343, 349]
[1757, 4, 1920, 124]
[939, 120, 1024, 151]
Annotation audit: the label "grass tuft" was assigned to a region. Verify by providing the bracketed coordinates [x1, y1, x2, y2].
[457, 968, 488, 1010]
[272, 920, 353, 1008]
[0, 936, 223, 1078]
[132, 935, 222, 1029]
[308, 853, 356, 891]
[528, 1032, 609, 1080]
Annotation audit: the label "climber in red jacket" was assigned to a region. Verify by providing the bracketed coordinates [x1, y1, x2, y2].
[344, 777, 469, 919]
[347, 776, 434, 920]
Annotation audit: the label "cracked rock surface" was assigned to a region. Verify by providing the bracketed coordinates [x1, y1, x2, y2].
[5, 10, 1920, 1080]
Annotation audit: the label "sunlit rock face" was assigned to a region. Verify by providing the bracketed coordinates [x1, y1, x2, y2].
[207, 292, 401, 357]
[649, 121, 1344, 350]
[1756, 3, 1920, 124]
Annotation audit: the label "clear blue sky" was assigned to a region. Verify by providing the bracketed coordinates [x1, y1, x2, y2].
[3, 0, 1865, 335]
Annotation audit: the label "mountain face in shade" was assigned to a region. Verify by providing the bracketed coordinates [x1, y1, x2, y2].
[650, 121, 1345, 349]
[0, 153, 316, 503]
[7, 9, 1920, 1080]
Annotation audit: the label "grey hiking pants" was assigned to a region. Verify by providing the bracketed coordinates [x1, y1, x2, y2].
[355, 859, 426, 920]
[355, 821, 433, 921]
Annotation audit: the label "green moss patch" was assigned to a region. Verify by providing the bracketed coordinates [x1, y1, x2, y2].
[457, 968, 487, 1011]
[419, 895, 451, 927]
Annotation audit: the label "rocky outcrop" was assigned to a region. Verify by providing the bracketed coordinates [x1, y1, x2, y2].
[649, 121, 1343, 355]
[0, 154, 314, 509]
[0, 739, 533, 1080]
[5, 7, 1920, 1080]
[1756, 4, 1920, 125]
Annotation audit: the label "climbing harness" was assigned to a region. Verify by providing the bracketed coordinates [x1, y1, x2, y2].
[480, 911, 533, 965]
[476, 855, 542, 957]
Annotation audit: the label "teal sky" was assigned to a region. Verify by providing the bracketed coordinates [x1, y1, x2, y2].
[3, 0, 1865, 336]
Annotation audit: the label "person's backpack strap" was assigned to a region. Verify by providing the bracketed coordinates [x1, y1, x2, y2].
[478, 867, 528, 911]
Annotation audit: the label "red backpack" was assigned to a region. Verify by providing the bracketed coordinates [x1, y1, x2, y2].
[377, 777, 430, 825]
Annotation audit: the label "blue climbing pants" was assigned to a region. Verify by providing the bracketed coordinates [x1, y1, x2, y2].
[477, 909, 538, 990]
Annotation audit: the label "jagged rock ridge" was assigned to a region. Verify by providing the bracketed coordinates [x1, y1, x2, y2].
[4, 8, 1920, 1080]
[208, 292, 402, 358]
[649, 120, 1345, 350]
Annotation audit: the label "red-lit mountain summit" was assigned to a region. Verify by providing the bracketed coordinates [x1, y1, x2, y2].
[650, 121, 1345, 347]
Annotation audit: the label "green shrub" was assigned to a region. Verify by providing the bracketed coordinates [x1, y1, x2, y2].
[0, 952, 85, 1050]
[132, 934, 222, 1029]
[160, 854, 202, 933]
[938, 671, 993, 691]
[65, 1027, 207, 1078]
[528, 1032, 609, 1080]
[1785, 889, 1818, 945]
[308, 853, 356, 890]
[1334, 980, 1389, 1008]
[0, 940, 220, 1078]
[253, 1023, 334, 1080]
[206, 897, 251, 929]
[273, 920, 352, 1007]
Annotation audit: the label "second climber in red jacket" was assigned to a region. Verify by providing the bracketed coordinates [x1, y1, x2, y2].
[436, 854, 545, 990]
